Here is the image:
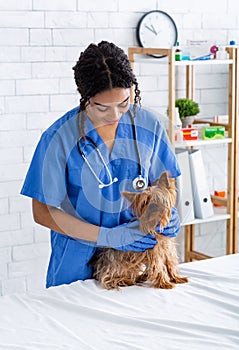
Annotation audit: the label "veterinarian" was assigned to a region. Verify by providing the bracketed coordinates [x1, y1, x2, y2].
[21, 41, 181, 288]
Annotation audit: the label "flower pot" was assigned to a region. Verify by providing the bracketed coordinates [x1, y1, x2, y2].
[182, 116, 195, 128]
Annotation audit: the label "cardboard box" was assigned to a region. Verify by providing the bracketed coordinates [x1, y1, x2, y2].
[202, 126, 225, 140]
[182, 127, 198, 140]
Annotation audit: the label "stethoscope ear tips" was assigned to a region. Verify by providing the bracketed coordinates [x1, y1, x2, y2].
[98, 177, 118, 189]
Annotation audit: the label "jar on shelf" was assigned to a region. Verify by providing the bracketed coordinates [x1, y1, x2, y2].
[175, 42, 182, 61]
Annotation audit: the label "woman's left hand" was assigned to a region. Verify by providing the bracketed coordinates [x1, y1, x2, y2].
[156, 207, 181, 238]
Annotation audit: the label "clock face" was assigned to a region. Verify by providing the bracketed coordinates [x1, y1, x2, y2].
[136, 10, 178, 58]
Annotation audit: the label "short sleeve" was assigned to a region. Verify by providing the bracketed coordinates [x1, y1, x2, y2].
[21, 131, 67, 207]
[149, 122, 181, 182]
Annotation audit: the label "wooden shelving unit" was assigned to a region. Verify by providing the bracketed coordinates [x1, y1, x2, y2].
[128, 46, 239, 261]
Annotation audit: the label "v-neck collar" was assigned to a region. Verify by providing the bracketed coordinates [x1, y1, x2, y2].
[84, 109, 133, 157]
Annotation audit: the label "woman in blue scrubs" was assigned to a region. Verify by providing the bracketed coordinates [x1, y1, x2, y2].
[21, 41, 181, 288]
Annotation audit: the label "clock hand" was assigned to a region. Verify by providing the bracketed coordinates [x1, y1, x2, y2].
[150, 24, 158, 36]
[144, 24, 157, 35]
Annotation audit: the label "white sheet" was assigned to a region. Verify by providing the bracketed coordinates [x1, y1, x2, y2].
[0, 254, 239, 350]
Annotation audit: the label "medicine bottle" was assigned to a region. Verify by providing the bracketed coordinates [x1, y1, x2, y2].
[174, 107, 183, 142]
[175, 107, 182, 129]
[175, 42, 182, 61]
[229, 40, 236, 46]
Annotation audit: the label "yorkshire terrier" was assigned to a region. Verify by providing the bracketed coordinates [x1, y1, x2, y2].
[93, 171, 188, 290]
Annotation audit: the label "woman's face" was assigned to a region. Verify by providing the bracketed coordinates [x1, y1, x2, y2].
[86, 88, 131, 128]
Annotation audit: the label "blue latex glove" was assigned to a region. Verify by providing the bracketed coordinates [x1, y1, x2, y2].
[97, 220, 157, 252]
[156, 207, 181, 238]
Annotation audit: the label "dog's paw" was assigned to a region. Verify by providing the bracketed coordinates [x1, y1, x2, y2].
[171, 276, 189, 284]
[153, 279, 175, 289]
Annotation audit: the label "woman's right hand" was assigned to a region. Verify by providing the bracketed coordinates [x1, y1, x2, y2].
[97, 220, 157, 252]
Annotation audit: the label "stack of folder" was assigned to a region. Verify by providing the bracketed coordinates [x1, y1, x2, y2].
[176, 148, 214, 224]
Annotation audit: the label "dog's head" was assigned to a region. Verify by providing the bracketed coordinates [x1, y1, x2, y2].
[121, 172, 176, 234]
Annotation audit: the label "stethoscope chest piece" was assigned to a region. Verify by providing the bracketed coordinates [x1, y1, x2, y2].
[132, 175, 147, 191]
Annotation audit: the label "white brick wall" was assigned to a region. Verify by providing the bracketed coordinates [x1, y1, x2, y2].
[0, 0, 239, 296]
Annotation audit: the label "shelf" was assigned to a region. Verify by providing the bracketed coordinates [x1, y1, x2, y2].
[132, 58, 233, 66]
[175, 137, 232, 148]
[181, 212, 230, 226]
[175, 59, 233, 66]
[128, 46, 238, 260]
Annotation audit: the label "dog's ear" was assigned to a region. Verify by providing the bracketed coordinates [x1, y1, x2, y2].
[152, 171, 170, 188]
[121, 191, 137, 203]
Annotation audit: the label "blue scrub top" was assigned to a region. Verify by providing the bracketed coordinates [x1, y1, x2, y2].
[21, 105, 181, 287]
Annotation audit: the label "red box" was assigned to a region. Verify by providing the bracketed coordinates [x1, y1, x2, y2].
[182, 127, 198, 140]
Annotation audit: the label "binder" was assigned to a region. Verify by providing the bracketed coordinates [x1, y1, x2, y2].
[188, 149, 214, 219]
[176, 149, 195, 223]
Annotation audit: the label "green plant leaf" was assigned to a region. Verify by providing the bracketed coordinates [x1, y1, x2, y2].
[175, 98, 200, 119]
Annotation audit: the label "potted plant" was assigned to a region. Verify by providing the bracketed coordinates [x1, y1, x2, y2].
[175, 98, 200, 127]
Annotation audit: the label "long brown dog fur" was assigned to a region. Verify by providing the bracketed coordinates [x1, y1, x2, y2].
[93, 171, 188, 290]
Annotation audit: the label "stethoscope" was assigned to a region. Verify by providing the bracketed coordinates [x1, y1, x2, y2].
[77, 110, 147, 191]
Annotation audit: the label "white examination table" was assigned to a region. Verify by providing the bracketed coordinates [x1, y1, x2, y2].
[0, 254, 238, 349]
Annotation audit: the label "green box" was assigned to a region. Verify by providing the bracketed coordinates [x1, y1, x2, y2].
[202, 126, 225, 140]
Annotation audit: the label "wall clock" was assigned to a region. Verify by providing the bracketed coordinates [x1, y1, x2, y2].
[136, 10, 178, 58]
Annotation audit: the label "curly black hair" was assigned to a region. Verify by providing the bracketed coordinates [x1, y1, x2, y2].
[72, 41, 141, 137]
